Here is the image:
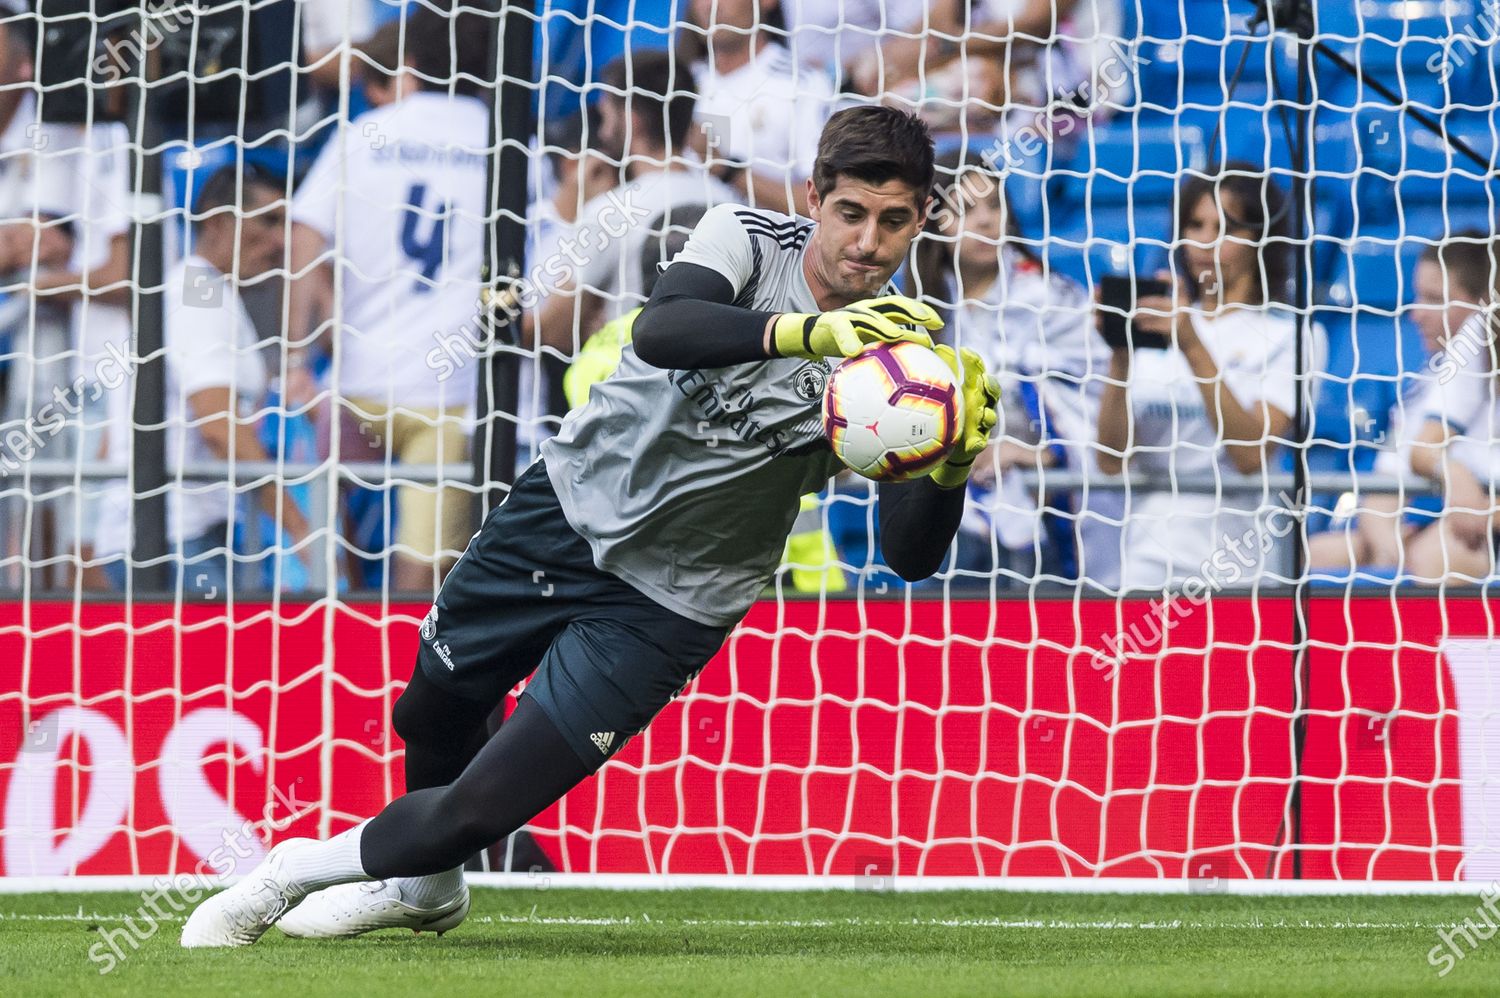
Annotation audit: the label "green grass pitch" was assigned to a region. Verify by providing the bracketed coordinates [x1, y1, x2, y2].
[4, 887, 1500, 996]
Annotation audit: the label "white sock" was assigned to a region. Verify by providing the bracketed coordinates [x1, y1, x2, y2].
[393, 867, 466, 907]
[278, 820, 372, 892]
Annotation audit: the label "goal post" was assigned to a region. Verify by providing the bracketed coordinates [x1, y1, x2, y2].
[3, 0, 1500, 889]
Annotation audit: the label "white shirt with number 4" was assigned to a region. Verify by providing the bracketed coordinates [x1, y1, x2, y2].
[292, 90, 489, 410]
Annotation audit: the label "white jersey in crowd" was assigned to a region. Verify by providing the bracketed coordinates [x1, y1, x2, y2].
[291, 90, 489, 410]
[95, 256, 269, 555]
[693, 40, 835, 182]
[543, 203, 852, 628]
[0, 92, 40, 220]
[296, 0, 373, 54]
[1114, 305, 1321, 590]
[1375, 321, 1490, 480]
[1420, 321, 1500, 482]
[574, 166, 735, 324]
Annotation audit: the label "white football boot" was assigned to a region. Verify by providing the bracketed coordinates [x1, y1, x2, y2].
[276, 878, 471, 939]
[181, 839, 312, 948]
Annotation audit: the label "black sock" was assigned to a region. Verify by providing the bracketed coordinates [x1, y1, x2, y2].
[361, 694, 590, 879]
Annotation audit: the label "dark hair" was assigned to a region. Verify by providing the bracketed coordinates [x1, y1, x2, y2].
[543, 105, 604, 182]
[1418, 230, 1498, 303]
[1176, 163, 1291, 305]
[600, 49, 697, 152]
[357, 19, 403, 77]
[641, 204, 709, 295]
[909, 148, 1024, 320]
[812, 106, 934, 208]
[193, 163, 283, 225]
[403, 3, 494, 100]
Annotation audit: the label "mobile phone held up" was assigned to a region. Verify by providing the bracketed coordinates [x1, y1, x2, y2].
[1098, 275, 1172, 351]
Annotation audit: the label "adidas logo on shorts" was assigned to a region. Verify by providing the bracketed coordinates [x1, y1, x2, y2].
[590, 731, 615, 755]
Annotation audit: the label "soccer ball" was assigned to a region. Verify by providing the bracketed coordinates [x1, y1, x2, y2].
[821, 341, 963, 482]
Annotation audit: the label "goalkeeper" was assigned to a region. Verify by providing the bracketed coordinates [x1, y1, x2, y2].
[566, 204, 846, 594]
[183, 105, 1000, 947]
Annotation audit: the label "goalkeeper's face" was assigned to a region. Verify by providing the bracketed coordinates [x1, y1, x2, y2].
[806, 176, 926, 305]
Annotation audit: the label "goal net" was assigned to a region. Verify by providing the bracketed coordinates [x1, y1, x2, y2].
[2, 0, 1499, 885]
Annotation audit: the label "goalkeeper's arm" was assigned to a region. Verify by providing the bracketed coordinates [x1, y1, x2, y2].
[876, 346, 1002, 582]
[633, 262, 778, 369]
[633, 262, 939, 370]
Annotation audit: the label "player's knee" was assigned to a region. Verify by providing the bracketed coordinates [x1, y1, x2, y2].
[392, 678, 459, 747]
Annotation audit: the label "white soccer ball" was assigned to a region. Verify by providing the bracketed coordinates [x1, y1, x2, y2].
[821, 341, 963, 482]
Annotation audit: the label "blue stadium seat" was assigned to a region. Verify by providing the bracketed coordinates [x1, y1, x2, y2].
[1321, 235, 1429, 313]
[1305, 309, 1428, 474]
[1052, 117, 1206, 218]
[1349, 111, 1500, 229]
[1034, 119, 1202, 283]
[1313, 0, 1497, 112]
[1135, 0, 1285, 111]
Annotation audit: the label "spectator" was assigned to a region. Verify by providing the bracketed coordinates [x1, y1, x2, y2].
[1095, 165, 1319, 590]
[780, 0, 925, 91]
[287, 5, 490, 592]
[295, 0, 377, 140]
[97, 166, 309, 596]
[1309, 235, 1498, 576]
[1407, 259, 1500, 583]
[687, 0, 836, 215]
[512, 109, 618, 466]
[0, 9, 77, 587]
[29, 113, 133, 591]
[355, 19, 405, 110]
[532, 50, 735, 355]
[913, 149, 1114, 585]
[850, 0, 1123, 133]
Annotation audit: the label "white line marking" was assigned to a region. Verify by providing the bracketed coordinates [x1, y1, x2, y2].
[0, 912, 1460, 931]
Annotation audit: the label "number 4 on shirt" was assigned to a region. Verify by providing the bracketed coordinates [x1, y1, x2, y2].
[401, 182, 451, 293]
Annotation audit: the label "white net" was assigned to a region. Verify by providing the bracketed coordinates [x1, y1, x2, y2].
[2, 0, 1500, 882]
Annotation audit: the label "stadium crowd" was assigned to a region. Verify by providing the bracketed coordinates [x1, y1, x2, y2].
[0, 0, 1497, 596]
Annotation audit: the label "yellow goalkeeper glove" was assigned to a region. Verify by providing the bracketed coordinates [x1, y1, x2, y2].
[929, 344, 1001, 490]
[770, 294, 943, 360]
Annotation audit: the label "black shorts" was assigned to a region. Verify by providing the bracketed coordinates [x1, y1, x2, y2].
[415, 459, 729, 770]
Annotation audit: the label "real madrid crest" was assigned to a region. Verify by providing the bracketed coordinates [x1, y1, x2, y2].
[792, 364, 827, 403]
[420, 605, 438, 641]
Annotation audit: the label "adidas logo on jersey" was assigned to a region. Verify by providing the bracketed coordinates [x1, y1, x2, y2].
[590, 731, 615, 754]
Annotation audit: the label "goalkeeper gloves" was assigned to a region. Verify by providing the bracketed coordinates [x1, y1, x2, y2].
[770, 294, 943, 360]
[929, 345, 1002, 490]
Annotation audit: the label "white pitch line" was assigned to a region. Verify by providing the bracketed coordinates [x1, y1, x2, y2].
[0, 911, 1458, 931]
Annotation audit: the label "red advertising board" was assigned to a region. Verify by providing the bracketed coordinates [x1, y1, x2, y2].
[0, 597, 1480, 880]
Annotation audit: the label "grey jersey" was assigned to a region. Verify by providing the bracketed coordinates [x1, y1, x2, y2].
[541, 204, 849, 627]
